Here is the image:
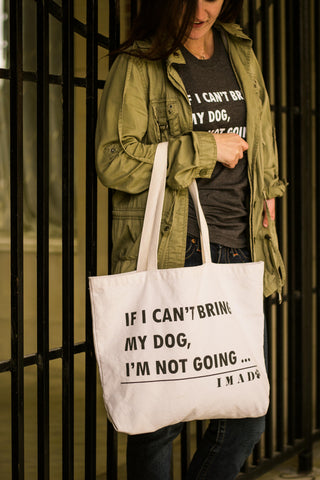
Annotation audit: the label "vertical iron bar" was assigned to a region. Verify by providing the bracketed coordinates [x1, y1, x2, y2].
[109, 0, 120, 66]
[261, 0, 270, 91]
[130, 0, 138, 27]
[196, 421, 204, 447]
[297, 0, 313, 471]
[261, 2, 273, 461]
[247, 0, 257, 46]
[273, 0, 285, 454]
[37, 1, 50, 479]
[10, 0, 24, 478]
[62, 1, 75, 479]
[260, 1, 274, 461]
[107, 1, 121, 479]
[264, 300, 273, 459]
[85, 0, 98, 479]
[315, 0, 320, 434]
[285, 0, 301, 447]
[181, 423, 191, 478]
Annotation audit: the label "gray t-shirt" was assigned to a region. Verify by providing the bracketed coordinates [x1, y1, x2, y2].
[175, 30, 249, 248]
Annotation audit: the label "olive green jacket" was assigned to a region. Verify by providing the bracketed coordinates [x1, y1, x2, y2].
[95, 22, 287, 299]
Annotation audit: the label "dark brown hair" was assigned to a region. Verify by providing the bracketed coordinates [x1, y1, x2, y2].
[219, 0, 244, 22]
[117, 0, 244, 60]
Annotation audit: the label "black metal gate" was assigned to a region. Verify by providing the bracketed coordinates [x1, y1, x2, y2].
[0, 0, 319, 479]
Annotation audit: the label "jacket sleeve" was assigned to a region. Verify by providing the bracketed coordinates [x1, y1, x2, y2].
[251, 53, 287, 199]
[95, 53, 217, 194]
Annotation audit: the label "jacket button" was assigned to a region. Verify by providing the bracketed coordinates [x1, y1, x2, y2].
[200, 169, 208, 176]
[164, 226, 170, 232]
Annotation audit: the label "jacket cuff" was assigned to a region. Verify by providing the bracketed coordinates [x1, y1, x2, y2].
[192, 131, 217, 179]
[264, 178, 288, 199]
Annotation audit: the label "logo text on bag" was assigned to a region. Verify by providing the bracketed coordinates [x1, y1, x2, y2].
[120, 301, 263, 389]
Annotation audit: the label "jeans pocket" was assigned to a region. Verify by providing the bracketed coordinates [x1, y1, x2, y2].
[229, 247, 251, 263]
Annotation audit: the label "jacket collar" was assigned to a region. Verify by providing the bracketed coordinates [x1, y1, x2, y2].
[215, 21, 252, 44]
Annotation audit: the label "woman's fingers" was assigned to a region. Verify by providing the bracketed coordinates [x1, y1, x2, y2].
[263, 198, 275, 227]
[213, 133, 249, 169]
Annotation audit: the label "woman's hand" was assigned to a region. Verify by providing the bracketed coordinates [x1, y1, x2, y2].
[263, 198, 275, 227]
[213, 133, 249, 169]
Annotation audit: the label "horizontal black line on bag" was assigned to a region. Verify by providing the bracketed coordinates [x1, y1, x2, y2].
[120, 365, 259, 385]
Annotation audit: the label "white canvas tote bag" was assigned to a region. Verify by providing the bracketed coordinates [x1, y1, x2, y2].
[89, 142, 269, 435]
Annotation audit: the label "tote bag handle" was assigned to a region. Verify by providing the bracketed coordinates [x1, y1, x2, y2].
[137, 142, 212, 272]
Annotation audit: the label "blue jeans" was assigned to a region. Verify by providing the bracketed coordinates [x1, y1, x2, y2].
[127, 236, 266, 480]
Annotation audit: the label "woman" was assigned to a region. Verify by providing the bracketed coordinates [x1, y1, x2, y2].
[95, 0, 286, 478]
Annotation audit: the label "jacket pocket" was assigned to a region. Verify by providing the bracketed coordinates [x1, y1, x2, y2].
[111, 215, 144, 273]
[111, 190, 147, 272]
[151, 100, 181, 141]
